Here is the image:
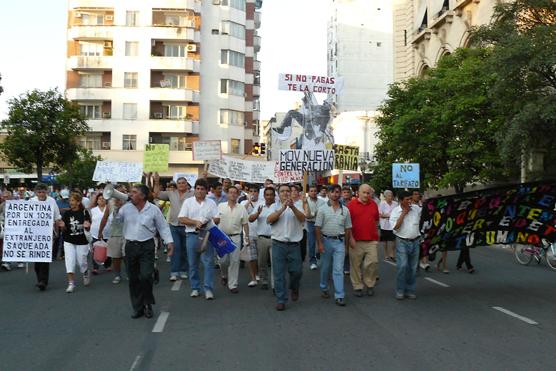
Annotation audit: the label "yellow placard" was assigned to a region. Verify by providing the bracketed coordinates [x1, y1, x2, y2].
[143, 144, 169, 172]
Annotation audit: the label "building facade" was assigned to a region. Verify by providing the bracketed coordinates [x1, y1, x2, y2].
[66, 0, 262, 176]
[393, 0, 496, 81]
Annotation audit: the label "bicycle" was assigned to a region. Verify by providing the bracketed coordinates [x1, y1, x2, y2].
[513, 239, 556, 270]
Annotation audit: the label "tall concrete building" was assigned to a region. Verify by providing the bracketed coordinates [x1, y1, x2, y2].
[393, 0, 496, 81]
[327, 0, 394, 112]
[66, 0, 262, 176]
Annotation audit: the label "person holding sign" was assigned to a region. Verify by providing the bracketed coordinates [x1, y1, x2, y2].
[267, 184, 306, 311]
[59, 192, 92, 293]
[31, 183, 62, 291]
[115, 185, 174, 319]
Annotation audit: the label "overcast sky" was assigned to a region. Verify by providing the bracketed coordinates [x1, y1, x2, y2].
[0, 0, 328, 121]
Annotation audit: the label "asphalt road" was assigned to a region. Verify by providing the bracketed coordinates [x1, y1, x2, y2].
[1, 244, 556, 371]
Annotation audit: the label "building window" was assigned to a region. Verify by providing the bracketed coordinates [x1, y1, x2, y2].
[164, 105, 187, 119]
[220, 50, 245, 68]
[79, 73, 102, 88]
[123, 103, 137, 120]
[81, 13, 104, 25]
[221, 21, 245, 40]
[79, 135, 102, 150]
[123, 135, 137, 150]
[79, 41, 103, 56]
[125, 41, 139, 56]
[79, 104, 101, 119]
[126, 11, 139, 26]
[124, 72, 138, 88]
[222, 0, 246, 11]
[162, 73, 186, 88]
[164, 44, 187, 57]
[219, 109, 245, 126]
[220, 79, 244, 96]
[231, 138, 241, 154]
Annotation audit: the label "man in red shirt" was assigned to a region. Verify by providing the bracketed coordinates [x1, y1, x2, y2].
[347, 184, 380, 297]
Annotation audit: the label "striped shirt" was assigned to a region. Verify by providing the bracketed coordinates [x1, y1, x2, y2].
[315, 202, 352, 236]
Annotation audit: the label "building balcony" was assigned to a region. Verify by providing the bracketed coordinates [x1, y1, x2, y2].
[253, 85, 260, 97]
[68, 56, 113, 70]
[254, 60, 261, 72]
[254, 11, 262, 28]
[69, 26, 113, 40]
[69, 0, 114, 8]
[149, 27, 197, 42]
[66, 87, 113, 101]
[152, 0, 201, 12]
[148, 119, 200, 135]
[150, 57, 200, 72]
[149, 88, 199, 103]
[253, 110, 260, 120]
[254, 35, 261, 52]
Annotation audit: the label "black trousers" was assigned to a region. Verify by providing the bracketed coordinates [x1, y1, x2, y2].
[34, 263, 50, 285]
[456, 247, 474, 270]
[300, 230, 307, 263]
[125, 239, 155, 312]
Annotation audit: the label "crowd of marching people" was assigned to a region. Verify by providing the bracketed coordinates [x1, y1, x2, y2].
[0, 176, 475, 316]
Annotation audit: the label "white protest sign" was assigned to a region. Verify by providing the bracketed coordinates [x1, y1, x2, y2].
[93, 161, 143, 182]
[193, 140, 222, 161]
[278, 73, 344, 95]
[392, 163, 420, 188]
[208, 156, 303, 183]
[173, 173, 198, 186]
[2, 200, 54, 263]
[279, 150, 334, 172]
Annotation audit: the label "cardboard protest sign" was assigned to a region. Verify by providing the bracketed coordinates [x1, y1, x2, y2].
[279, 150, 334, 172]
[333, 144, 359, 171]
[208, 156, 303, 183]
[93, 161, 143, 182]
[193, 140, 222, 161]
[173, 173, 198, 186]
[2, 201, 54, 263]
[421, 181, 556, 253]
[143, 144, 169, 173]
[392, 163, 420, 189]
[278, 73, 344, 95]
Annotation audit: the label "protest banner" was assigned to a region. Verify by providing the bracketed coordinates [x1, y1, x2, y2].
[279, 150, 334, 172]
[278, 73, 344, 95]
[208, 156, 303, 184]
[193, 140, 222, 161]
[421, 181, 556, 254]
[392, 163, 420, 189]
[2, 200, 54, 263]
[143, 144, 169, 173]
[93, 161, 143, 183]
[333, 144, 359, 171]
[172, 173, 198, 186]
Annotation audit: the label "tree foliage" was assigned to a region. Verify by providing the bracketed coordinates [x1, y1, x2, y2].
[56, 148, 101, 190]
[371, 48, 510, 193]
[0, 89, 89, 178]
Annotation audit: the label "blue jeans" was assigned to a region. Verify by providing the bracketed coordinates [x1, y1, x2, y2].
[186, 232, 215, 292]
[306, 222, 317, 264]
[395, 237, 420, 295]
[271, 240, 303, 304]
[319, 237, 345, 299]
[170, 225, 188, 276]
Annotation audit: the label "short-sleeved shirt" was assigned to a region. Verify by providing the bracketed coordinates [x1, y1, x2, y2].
[315, 202, 352, 236]
[269, 201, 304, 243]
[107, 202, 123, 238]
[178, 196, 218, 233]
[253, 202, 274, 237]
[63, 209, 91, 245]
[390, 205, 421, 239]
[207, 192, 227, 204]
[306, 197, 326, 222]
[217, 202, 249, 235]
[158, 190, 193, 226]
[241, 199, 260, 239]
[31, 196, 62, 221]
[116, 202, 173, 244]
[379, 200, 398, 230]
[347, 198, 380, 241]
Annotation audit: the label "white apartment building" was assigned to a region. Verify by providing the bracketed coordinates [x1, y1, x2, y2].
[327, 0, 394, 112]
[66, 0, 262, 177]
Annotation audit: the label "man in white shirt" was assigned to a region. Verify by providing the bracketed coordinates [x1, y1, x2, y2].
[267, 184, 305, 311]
[214, 187, 249, 293]
[31, 183, 62, 291]
[305, 184, 325, 270]
[390, 190, 422, 300]
[249, 186, 276, 290]
[178, 179, 219, 300]
[116, 184, 174, 319]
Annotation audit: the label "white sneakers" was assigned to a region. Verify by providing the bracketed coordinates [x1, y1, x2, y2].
[248, 280, 257, 287]
[65, 283, 76, 293]
[310, 263, 318, 270]
[83, 271, 91, 286]
[169, 275, 178, 282]
[190, 289, 200, 298]
[112, 276, 121, 284]
[205, 290, 214, 300]
[180, 272, 188, 280]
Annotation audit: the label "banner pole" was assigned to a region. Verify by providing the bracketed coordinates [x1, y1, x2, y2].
[303, 172, 309, 194]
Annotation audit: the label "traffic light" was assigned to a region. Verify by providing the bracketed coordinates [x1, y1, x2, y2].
[252, 142, 260, 155]
[260, 143, 266, 155]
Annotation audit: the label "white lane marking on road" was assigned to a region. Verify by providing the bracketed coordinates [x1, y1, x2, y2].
[424, 277, 450, 287]
[130, 355, 142, 371]
[492, 306, 538, 325]
[171, 280, 182, 291]
[152, 311, 170, 333]
[384, 260, 396, 267]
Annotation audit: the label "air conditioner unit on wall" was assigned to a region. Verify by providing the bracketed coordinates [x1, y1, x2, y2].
[105, 15, 113, 21]
[101, 142, 110, 149]
[75, 12, 82, 18]
[186, 44, 197, 52]
[104, 41, 113, 48]
[153, 112, 163, 119]
[102, 112, 111, 118]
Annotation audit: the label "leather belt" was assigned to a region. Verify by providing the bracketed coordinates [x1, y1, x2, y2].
[397, 236, 420, 242]
[322, 234, 345, 240]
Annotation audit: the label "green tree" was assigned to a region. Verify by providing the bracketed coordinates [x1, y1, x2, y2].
[56, 148, 101, 190]
[0, 89, 89, 179]
[471, 0, 556, 175]
[371, 48, 510, 193]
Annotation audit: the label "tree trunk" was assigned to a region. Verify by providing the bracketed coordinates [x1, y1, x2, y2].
[36, 157, 43, 181]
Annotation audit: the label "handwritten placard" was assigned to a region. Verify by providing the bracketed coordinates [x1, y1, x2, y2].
[279, 150, 334, 172]
[92, 161, 143, 183]
[193, 140, 222, 161]
[333, 144, 359, 171]
[392, 163, 420, 189]
[143, 144, 169, 173]
[209, 156, 303, 183]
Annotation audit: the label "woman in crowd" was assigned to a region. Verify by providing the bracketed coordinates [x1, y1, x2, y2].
[90, 194, 112, 274]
